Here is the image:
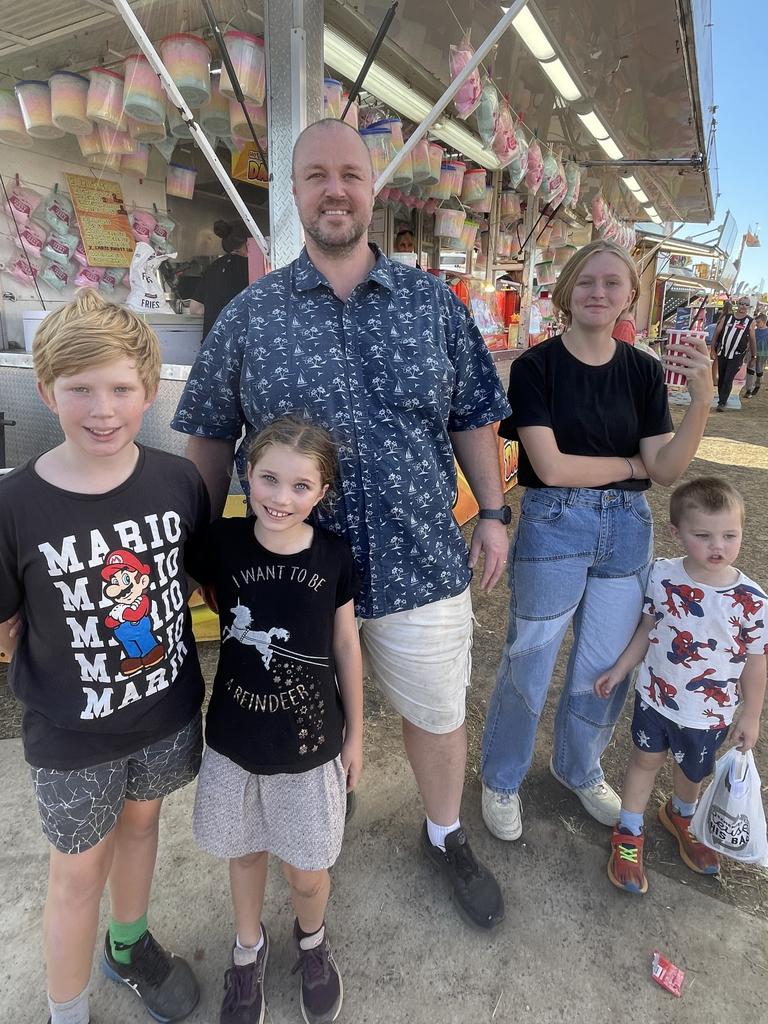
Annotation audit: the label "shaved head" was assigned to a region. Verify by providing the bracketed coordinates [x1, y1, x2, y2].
[292, 117, 372, 178]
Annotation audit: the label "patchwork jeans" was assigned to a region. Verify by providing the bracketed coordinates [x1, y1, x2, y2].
[481, 487, 653, 794]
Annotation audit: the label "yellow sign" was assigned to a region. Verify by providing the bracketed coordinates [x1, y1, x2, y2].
[65, 173, 135, 268]
[231, 145, 269, 188]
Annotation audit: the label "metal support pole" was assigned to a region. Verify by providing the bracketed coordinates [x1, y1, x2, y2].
[517, 199, 538, 347]
[111, 0, 268, 258]
[486, 170, 502, 287]
[581, 157, 705, 168]
[265, 0, 323, 268]
[374, 0, 529, 194]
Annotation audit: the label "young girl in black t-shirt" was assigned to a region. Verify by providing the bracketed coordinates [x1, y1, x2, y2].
[187, 416, 362, 1024]
[480, 240, 713, 843]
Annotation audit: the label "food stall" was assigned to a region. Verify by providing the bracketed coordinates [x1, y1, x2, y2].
[0, 0, 715, 495]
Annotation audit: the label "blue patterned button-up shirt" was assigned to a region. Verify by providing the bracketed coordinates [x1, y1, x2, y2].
[172, 245, 510, 618]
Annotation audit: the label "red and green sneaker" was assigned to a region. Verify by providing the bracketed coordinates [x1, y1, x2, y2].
[659, 799, 720, 875]
[607, 828, 648, 894]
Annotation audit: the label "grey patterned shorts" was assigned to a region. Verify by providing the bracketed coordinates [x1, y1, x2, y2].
[31, 713, 202, 854]
[193, 747, 347, 871]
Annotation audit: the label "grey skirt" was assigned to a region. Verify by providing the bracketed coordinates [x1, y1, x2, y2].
[193, 746, 347, 870]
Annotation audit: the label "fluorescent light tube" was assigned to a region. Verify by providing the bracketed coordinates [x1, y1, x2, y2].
[576, 110, 610, 140]
[323, 26, 500, 168]
[621, 176, 649, 205]
[596, 135, 624, 160]
[511, 7, 556, 61]
[539, 57, 582, 102]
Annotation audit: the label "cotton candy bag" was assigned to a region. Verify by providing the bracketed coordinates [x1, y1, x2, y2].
[41, 186, 75, 233]
[449, 34, 482, 119]
[491, 104, 518, 167]
[476, 77, 499, 146]
[42, 229, 79, 266]
[3, 184, 43, 227]
[525, 139, 544, 195]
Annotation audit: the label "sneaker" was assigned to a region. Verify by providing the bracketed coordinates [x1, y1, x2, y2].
[421, 822, 504, 929]
[658, 799, 720, 875]
[220, 927, 269, 1024]
[481, 782, 522, 840]
[716, 404, 725, 412]
[291, 920, 343, 1024]
[101, 930, 199, 1022]
[607, 828, 648, 894]
[549, 758, 620, 826]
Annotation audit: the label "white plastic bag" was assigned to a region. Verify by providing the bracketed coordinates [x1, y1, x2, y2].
[691, 748, 768, 865]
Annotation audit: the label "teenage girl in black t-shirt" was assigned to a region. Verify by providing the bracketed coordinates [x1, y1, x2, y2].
[480, 240, 713, 842]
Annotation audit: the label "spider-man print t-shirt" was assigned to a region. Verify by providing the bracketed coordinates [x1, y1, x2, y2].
[636, 557, 768, 730]
[186, 517, 358, 774]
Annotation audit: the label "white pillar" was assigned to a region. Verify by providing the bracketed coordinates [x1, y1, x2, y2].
[265, 0, 324, 269]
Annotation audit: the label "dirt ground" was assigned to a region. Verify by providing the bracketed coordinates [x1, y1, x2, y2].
[2, 393, 766, 920]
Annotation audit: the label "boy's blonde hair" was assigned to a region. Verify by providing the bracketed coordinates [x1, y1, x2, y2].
[551, 239, 640, 325]
[669, 476, 745, 527]
[33, 288, 162, 396]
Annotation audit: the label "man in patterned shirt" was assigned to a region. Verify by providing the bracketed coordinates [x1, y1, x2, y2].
[173, 119, 511, 929]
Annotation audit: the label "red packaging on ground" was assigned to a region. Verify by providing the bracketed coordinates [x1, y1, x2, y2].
[651, 950, 684, 996]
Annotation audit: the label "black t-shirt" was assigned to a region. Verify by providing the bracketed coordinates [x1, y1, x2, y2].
[186, 517, 358, 775]
[499, 336, 673, 490]
[0, 446, 209, 769]
[193, 253, 249, 338]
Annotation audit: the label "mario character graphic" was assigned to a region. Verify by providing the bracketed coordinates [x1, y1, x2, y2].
[665, 625, 717, 668]
[101, 549, 165, 677]
[660, 579, 705, 619]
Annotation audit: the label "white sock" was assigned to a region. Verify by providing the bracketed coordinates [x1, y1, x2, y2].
[299, 924, 325, 951]
[234, 928, 264, 966]
[427, 817, 461, 851]
[48, 987, 89, 1024]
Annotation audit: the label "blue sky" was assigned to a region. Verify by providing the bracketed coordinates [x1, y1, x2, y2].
[711, 0, 768, 290]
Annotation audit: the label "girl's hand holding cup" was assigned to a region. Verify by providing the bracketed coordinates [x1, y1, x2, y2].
[663, 331, 714, 404]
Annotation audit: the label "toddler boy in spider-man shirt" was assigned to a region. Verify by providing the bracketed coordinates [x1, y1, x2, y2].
[594, 477, 767, 894]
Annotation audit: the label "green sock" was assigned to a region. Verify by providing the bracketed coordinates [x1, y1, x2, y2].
[109, 913, 148, 965]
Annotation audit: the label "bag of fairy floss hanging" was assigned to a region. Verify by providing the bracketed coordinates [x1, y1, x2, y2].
[691, 748, 768, 865]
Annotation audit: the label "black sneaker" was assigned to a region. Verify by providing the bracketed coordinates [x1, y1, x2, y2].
[291, 920, 343, 1024]
[101, 930, 199, 1022]
[422, 821, 504, 929]
[220, 927, 269, 1024]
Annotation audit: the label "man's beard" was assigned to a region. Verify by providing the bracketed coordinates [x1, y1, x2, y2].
[303, 212, 369, 258]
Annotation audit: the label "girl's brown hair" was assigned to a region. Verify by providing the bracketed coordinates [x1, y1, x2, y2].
[247, 415, 338, 501]
[551, 239, 640, 326]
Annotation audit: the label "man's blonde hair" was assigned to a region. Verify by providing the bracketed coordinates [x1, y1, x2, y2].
[33, 288, 162, 396]
[551, 239, 640, 326]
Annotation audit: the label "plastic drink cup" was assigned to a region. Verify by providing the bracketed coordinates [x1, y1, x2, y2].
[665, 330, 706, 387]
[121, 144, 150, 177]
[160, 34, 211, 107]
[323, 77, 343, 119]
[86, 68, 125, 128]
[49, 71, 92, 134]
[0, 89, 34, 146]
[201, 78, 231, 136]
[220, 32, 265, 105]
[166, 163, 197, 200]
[15, 80, 64, 138]
[123, 54, 165, 125]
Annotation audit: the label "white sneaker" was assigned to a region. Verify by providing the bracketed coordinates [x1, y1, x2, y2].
[481, 782, 523, 840]
[549, 758, 620, 826]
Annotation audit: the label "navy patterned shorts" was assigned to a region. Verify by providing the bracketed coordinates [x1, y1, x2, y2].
[631, 693, 729, 783]
[30, 713, 202, 854]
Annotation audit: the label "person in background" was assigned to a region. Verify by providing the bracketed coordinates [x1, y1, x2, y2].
[394, 228, 415, 253]
[189, 220, 250, 340]
[743, 310, 768, 398]
[707, 300, 732, 386]
[710, 297, 756, 411]
[613, 307, 637, 345]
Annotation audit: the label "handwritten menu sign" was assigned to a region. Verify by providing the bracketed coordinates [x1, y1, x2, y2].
[65, 173, 135, 268]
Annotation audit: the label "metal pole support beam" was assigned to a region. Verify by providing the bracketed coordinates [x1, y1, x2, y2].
[265, 0, 324, 269]
[112, 0, 269, 258]
[374, 0, 529, 194]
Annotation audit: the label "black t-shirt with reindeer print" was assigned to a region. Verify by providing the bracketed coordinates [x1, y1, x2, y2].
[187, 516, 358, 774]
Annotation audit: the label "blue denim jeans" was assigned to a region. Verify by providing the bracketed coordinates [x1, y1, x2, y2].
[481, 487, 653, 794]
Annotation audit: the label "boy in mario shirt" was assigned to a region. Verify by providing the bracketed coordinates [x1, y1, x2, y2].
[595, 477, 767, 894]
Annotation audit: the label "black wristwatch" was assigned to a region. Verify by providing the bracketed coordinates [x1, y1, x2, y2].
[479, 506, 512, 525]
